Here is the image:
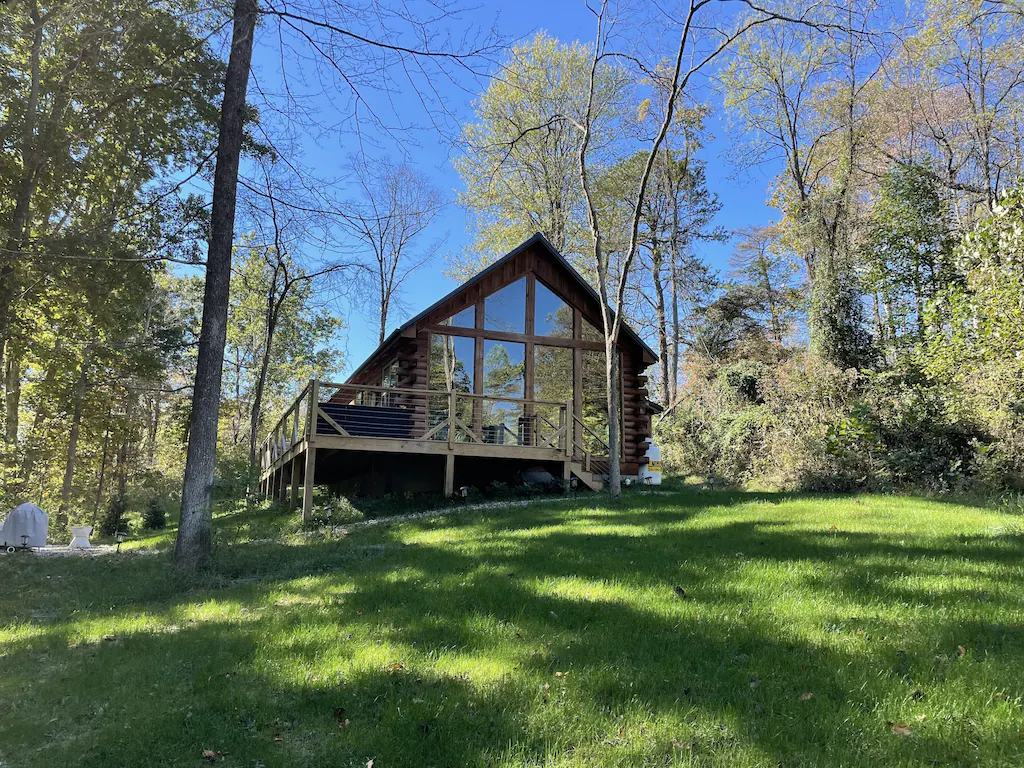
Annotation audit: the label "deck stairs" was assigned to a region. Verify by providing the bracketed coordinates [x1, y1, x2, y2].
[568, 461, 606, 492]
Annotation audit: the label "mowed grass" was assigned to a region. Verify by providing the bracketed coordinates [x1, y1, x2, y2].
[2, 490, 1024, 767]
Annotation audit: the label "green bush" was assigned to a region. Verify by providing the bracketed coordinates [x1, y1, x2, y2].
[142, 497, 167, 530]
[99, 496, 128, 537]
[658, 353, 997, 493]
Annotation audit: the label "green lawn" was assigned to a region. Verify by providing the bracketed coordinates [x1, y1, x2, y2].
[2, 489, 1024, 767]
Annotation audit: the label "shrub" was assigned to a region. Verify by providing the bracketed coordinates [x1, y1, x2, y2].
[659, 352, 994, 493]
[142, 497, 167, 530]
[99, 496, 128, 537]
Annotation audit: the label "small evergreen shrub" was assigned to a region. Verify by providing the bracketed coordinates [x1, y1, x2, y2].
[142, 497, 167, 530]
[99, 496, 127, 537]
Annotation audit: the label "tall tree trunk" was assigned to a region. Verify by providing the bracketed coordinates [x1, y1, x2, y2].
[379, 273, 388, 345]
[605, 338, 621, 500]
[91, 408, 112, 527]
[4, 340, 22, 444]
[872, 291, 884, 350]
[669, 258, 681, 406]
[146, 393, 160, 464]
[248, 305, 280, 480]
[761, 261, 782, 343]
[57, 353, 91, 529]
[0, 1, 43, 389]
[116, 437, 129, 502]
[651, 246, 670, 405]
[16, 359, 57, 494]
[175, 0, 258, 572]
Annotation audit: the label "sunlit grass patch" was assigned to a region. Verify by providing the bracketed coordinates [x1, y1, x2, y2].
[2, 488, 1024, 766]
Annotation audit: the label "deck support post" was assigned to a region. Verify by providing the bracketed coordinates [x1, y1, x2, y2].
[302, 445, 317, 523]
[562, 460, 571, 493]
[276, 468, 286, 503]
[444, 452, 455, 497]
[289, 455, 301, 511]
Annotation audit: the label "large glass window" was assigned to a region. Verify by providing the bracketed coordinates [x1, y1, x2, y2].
[582, 316, 603, 341]
[484, 278, 526, 333]
[581, 349, 610, 454]
[483, 340, 524, 398]
[535, 282, 573, 338]
[534, 345, 572, 403]
[429, 334, 475, 442]
[441, 305, 475, 328]
[377, 359, 399, 407]
[480, 340, 525, 444]
[534, 345, 573, 446]
[429, 334, 474, 392]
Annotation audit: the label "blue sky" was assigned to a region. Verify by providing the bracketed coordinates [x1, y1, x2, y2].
[246, 0, 782, 376]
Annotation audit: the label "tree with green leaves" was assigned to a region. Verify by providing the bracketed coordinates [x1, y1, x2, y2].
[597, 145, 723, 406]
[450, 31, 630, 278]
[0, 0, 222, 408]
[862, 163, 954, 352]
[174, 0, 500, 572]
[729, 224, 802, 346]
[923, 186, 1024, 482]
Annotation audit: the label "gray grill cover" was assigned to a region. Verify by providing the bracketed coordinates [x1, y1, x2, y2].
[1, 503, 49, 548]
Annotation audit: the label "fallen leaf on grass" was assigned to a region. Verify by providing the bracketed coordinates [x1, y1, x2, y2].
[102, 634, 117, 642]
[367, 760, 374, 768]
[273, 734, 284, 743]
[956, 644, 966, 658]
[332, 707, 349, 728]
[890, 723, 912, 737]
[554, 671, 567, 678]
[799, 692, 813, 701]
[201, 749, 220, 763]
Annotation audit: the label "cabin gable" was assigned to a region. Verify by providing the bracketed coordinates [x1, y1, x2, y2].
[342, 234, 656, 473]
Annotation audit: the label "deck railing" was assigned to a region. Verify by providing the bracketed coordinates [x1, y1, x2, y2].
[260, 379, 613, 476]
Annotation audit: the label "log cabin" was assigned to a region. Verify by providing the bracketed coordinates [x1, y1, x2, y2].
[259, 232, 659, 520]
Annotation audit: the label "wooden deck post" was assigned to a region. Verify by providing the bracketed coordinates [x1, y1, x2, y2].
[289, 455, 301, 511]
[301, 379, 319, 523]
[302, 446, 316, 522]
[564, 399, 573, 457]
[444, 452, 455, 497]
[274, 468, 284, 503]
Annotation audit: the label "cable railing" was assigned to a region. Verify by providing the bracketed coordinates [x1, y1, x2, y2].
[260, 379, 614, 479]
[572, 412, 611, 475]
[260, 380, 576, 475]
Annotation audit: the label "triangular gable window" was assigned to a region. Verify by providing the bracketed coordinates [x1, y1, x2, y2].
[534, 281, 572, 338]
[441, 305, 475, 328]
[582, 316, 603, 341]
[484, 277, 526, 333]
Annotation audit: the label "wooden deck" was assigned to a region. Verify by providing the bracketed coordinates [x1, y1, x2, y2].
[259, 380, 610, 520]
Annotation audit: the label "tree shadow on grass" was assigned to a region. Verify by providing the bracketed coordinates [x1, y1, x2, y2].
[3, 490, 1024, 766]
